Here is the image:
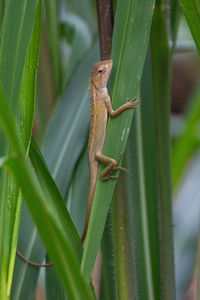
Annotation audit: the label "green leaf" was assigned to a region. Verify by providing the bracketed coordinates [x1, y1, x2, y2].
[99, 212, 116, 300]
[14, 42, 99, 299]
[117, 49, 160, 300]
[0, 0, 39, 106]
[30, 138, 82, 254]
[112, 177, 136, 299]
[44, 41, 99, 300]
[43, 41, 98, 197]
[0, 85, 94, 300]
[173, 152, 200, 297]
[172, 90, 200, 187]
[81, 0, 155, 280]
[66, 0, 95, 31]
[2, 157, 93, 300]
[11, 202, 46, 300]
[60, 12, 92, 86]
[170, 0, 181, 50]
[178, 0, 200, 53]
[8, 0, 42, 293]
[44, 0, 61, 93]
[0, 1, 5, 30]
[0, 1, 41, 297]
[67, 146, 89, 235]
[150, 2, 176, 298]
[12, 137, 82, 300]
[16, 3, 41, 150]
[110, 2, 176, 298]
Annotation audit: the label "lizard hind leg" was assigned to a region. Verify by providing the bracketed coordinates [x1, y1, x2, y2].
[95, 153, 130, 181]
[95, 153, 117, 180]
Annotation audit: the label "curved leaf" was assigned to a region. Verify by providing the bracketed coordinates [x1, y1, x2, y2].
[81, 0, 155, 280]
[0, 0, 41, 298]
[60, 11, 93, 86]
[0, 86, 94, 300]
[178, 0, 200, 53]
[15, 42, 99, 299]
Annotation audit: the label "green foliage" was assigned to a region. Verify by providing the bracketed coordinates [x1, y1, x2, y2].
[0, 1, 41, 298]
[179, 0, 200, 53]
[172, 90, 200, 186]
[0, 0, 199, 299]
[81, 0, 155, 281]
[0, 84, 94, 300]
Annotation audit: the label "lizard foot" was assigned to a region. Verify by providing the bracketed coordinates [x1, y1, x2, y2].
[116, 152, 123, 163]
[115, 152, 131, 176]
[115, 166, 131, 177]
[103, 175, 119, 180]
[126, 97, 140, 108]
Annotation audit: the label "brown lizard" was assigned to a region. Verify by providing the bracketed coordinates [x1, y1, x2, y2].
[16, 59, 138, 266]
[81, 59, 139, 242]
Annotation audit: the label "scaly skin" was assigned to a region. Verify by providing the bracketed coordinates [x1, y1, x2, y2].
[81, 59, 139, 242]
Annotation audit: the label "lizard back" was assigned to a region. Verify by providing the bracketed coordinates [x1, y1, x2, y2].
[81, 59, 112, 242]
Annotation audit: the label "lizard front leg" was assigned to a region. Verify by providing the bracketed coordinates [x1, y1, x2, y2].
[95, 153, 129, 180]
[104, 95, 139, 117]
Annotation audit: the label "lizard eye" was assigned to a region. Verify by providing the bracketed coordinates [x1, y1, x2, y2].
[98, 67, 106, 74]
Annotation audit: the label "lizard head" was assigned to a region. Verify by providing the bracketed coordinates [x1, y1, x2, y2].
[91, 59, 113, 90]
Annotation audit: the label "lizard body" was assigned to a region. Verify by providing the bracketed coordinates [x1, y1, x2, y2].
[17, 59, 138, 266]
[81, 59, 139, 242]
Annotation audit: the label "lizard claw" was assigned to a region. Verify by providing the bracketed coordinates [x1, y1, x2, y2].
[115, 166, 131, 177]
[115, 152, 131, 177]
[104, 175, 119, 180]
[126, 96, 136, 102]
[126, 97, 140, 108]
[116, 152, 123, 163]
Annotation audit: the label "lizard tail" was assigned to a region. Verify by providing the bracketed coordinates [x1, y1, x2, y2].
[16, 249, 53, 267]
[81, 174, 96, 243]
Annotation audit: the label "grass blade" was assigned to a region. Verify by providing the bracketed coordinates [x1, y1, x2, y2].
[60, 12, 92, 86]
[110, 2, 176, 298]
[66, 0, 95, 30]
[99, 212, 116, 300]
[0, 85, 94, 299]
[2, 156, 93, 300]
[178, 0, 200, 53]
[0, 0, 39, 105]
[81, 0, 155, 280]
[0, 1, 41, 297]
[8, 1, 42, 294]
[44, 42, 98, 299]
[14, 42, 99, 299]
[30, 138, 82, 253]
[12, 137, 82, 300]
[150, 2, 176, 298]
[172, 89, 200, 187]
[43, 41, 98, 196]
[44, 0, 61, 94]
[170, 0, 181, 51]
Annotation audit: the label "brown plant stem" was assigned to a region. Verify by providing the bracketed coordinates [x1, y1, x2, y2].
[96, 0, 114, 60]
